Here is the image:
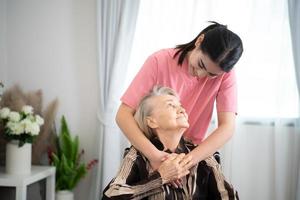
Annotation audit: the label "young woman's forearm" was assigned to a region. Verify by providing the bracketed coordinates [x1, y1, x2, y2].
[188, 112, 236, 164]
[116, 103, 159, 160]
[189, 125, 234, 164]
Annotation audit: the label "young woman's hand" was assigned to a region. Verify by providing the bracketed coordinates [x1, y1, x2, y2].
[157, 153, 190, 184]
[149, 150, 169, 170]
[179, 154, 195, 170]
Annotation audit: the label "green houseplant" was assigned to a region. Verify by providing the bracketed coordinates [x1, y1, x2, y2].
[50, 116, 97, 199]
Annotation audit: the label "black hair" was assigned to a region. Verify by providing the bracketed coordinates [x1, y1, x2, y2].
[174, 21, 243, 72]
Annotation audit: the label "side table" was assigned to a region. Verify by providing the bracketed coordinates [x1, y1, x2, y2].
[0, 166, 55, 200]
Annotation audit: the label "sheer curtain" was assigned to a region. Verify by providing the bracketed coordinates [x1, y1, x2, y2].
[219, 0, 300, 199]
[91, 0, 140, 199]
[288, 0, 300, 199]
[126, 0, 299, 199]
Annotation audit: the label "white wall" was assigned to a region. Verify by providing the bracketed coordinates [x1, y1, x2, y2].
[2, 0, 99, 199]
[0, 0, 7, 83]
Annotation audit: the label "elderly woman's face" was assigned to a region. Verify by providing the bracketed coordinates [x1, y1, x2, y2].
[147, 95, 189, 131]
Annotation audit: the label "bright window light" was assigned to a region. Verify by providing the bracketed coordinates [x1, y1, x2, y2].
[126, 0, 299, 118]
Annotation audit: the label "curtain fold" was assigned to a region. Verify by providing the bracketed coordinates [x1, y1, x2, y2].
[90, 1, 140, 199]
[288, 1, 300, 199]
[288, 0, 300, 95]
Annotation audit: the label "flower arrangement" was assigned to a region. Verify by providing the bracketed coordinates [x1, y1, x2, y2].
[0, 105, 44, 147]
[49, 116, 98, 191]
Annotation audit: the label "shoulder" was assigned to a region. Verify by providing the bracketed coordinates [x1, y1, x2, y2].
[123, 146, 139, 159]
[216, 69, 237, 92]
[221, 68, 236, 82]
[149, 48, 177, 60]
[148, 48, 181, 74]
[123, 146, 146, 163]
[139, 48, 176, 71]
[204, 155, 220, 167]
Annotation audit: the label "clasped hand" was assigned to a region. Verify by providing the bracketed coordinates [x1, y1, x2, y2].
[155, 153, 194, 186]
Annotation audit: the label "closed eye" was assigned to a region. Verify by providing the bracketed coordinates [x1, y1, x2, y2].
[208, 72, 217, 77]
[168, 103, 176, 108]
[198, 60, 205, 69]
[198, 59, 218, 77]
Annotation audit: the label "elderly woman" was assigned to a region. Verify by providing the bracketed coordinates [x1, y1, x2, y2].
[102, 86, 238, 200]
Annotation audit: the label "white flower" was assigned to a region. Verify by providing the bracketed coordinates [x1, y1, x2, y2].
[22, 105, 33, 115]
[6, 121, 15, 132]
[31, 123, 40, 135]
[14, 123, 24, 135]
[8, 111, 21, 122]
[0, 107, 10, 119]
[22, 119, 40, 136]
[7, 121, 24, 135]
[35, 115, 44, 126]
[22, 118, 32, 133]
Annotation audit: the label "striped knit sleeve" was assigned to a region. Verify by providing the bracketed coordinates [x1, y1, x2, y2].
[103, 147, 163, 200]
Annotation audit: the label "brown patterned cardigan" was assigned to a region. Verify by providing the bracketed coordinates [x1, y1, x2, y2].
[102, 138, 239, 200]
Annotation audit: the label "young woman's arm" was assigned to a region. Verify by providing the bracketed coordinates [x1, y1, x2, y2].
[116, 103, 168, 169]
[183, 69, 238, 167]
[184, 112, 236, 168]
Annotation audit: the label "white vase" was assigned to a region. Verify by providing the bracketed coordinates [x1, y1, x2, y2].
[56, 190, 74, 200]
[5, 140, 32, 175]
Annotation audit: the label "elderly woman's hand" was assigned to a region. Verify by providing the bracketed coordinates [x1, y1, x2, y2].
[169, 154, 194, 188]
[157, 153, 191, 184]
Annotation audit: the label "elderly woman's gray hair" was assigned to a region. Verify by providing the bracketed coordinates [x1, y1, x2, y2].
[134, 86, 179, 139]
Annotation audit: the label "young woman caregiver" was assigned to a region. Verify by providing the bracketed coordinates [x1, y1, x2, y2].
[116, 21, 243, 176]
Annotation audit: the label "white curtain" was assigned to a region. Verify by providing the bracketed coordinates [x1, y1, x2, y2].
[288, 0, 300, 92]
[126, 0, 299, 200]
[91, 0, 140, 199]
[217, 0, 300, 199]
[220, 120, 300, 200]
[288, 0, 300, 199]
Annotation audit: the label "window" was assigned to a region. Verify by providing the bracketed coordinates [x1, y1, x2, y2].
[126, 0, 298, 118]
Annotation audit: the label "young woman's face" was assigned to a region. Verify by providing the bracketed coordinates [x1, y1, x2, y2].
[188, 36, 224, 78]
[147, 95, 189, 131]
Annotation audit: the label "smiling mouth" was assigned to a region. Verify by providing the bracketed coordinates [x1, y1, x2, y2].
[177, 114, 188, 120]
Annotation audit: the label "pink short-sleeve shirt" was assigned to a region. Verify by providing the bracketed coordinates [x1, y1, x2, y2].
[121, 48, 237, 144]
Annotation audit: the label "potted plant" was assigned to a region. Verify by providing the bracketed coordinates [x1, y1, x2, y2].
[0, 105, 44, 174]
[50, 116, 97, 200]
